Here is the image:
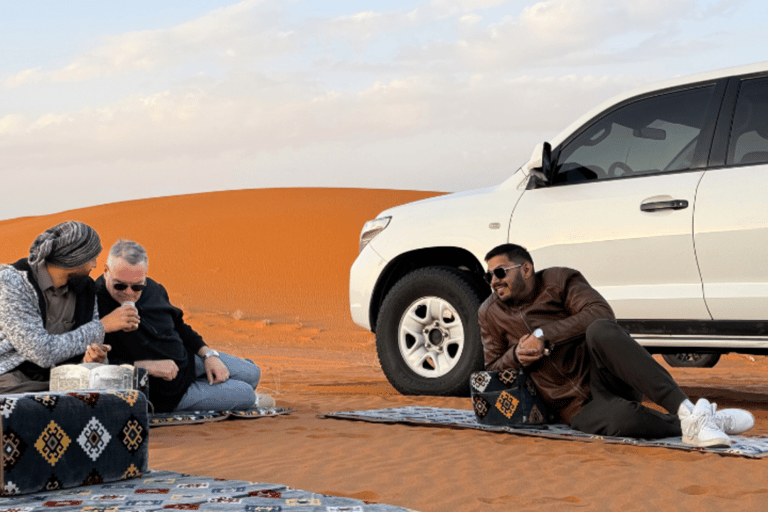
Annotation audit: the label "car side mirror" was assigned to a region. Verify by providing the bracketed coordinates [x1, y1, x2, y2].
[542, 142, 555, 183]
[524, 142, 555, 187]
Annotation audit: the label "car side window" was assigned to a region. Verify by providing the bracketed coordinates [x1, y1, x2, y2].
[553, 86, 716, 184]
[727, 77, 768, 166]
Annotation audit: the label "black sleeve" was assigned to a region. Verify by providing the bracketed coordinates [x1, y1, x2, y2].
[163, 286, 206, 356]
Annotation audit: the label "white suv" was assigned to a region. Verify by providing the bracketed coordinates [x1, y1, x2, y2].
[350, 62, 768, 396]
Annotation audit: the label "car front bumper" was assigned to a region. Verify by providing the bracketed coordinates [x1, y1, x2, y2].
[349, 244, 388, 332]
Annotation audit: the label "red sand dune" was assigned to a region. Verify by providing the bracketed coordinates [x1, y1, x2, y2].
[2, 188, 768, 512]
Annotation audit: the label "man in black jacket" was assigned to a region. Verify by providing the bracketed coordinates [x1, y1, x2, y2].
[95, 239, 270, 413]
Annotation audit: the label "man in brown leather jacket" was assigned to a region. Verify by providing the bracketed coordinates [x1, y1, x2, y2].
[478, 243, 753, 447]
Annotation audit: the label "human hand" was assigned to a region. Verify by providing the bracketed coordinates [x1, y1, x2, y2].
[83, 343, 111, 363]
[144, 360, 179, 381]
[515, 333, 544, 366]
[101, 304, 140, 333]
[205, 356, 229, 385]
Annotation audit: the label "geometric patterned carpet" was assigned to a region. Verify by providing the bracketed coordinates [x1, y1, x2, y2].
[0, 469, 416, 511]
[322, 406, 768, 459]
[150, 407, 292, 427]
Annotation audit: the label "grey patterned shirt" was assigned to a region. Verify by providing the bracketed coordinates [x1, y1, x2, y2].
[0, 264, 105, 375]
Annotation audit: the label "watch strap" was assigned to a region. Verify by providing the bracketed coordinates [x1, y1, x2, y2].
[533, 328, 551, 356]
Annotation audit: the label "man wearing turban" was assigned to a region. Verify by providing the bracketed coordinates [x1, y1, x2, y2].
[0, 221, 139, 393]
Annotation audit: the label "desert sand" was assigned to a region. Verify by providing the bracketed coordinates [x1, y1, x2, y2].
[2, 187, 767, 512]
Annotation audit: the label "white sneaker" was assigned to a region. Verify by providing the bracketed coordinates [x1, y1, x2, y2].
[680, 398, 731, 447]
[679, 398, 755, 435]
[253, 393, 276, 409]
[713, 407, 754, 435]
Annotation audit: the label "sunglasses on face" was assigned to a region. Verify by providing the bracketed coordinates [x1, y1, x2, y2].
[483, 263, 522, 284]
[113, 282, 146, 292]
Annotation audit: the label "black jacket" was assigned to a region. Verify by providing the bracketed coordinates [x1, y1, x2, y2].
[95, 276, 206, 412]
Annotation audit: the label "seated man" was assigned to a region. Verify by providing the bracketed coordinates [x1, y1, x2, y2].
[95, 239, 272, 413]
[479, 243, 754, 447]
[0, 221, 137, 393]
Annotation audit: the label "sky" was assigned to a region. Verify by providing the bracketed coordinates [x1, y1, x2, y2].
[1, 0, 766, 220]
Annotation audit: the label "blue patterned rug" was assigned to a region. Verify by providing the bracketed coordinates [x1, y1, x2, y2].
[0, 469, 415, 511]
[322, 406, 768, 459]
[150, 406, 291, 427]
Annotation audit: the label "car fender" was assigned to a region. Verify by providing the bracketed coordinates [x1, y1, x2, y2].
[367, 171, 528, 265]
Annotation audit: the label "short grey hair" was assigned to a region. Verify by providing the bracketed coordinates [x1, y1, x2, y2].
[107, 239, 148, 267]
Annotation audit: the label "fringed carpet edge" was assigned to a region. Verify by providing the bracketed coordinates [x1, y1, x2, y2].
[0, 469, 416, 511]
[321, 406, 768, 459]
[150, 406, 291, 427]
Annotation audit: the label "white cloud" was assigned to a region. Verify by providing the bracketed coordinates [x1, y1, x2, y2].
[321, 9, 413, 42]
[0, 0, 764, 220]
[349, 11, 382, 21]
[30, 113, 69, 131]
[5, 0, 734, 92]
[431, 0, 516, 13]
[2, 70, 628, 177]
[0, 115, 26, 134]
[4, 68, 42, 88]
[3, 0, 289, 88]
[404, 0, 742, 72]
[460, 13, 483, 23]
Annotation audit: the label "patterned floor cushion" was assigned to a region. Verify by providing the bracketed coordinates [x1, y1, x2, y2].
[1, 390, 149, 496]
[470, 369, 557, 426]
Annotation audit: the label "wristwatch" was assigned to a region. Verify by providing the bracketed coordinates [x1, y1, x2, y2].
[533, 329, 551, 356]
[203, 349, 220, 360]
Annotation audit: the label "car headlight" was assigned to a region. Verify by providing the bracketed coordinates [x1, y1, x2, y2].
[359, 217, 391, 252]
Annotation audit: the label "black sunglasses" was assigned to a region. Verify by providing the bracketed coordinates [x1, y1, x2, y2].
[113, 282, 146, 292]
[483, 263, 522, 284]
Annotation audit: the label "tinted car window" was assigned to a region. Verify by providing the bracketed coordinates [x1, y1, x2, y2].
[554, 86, 716, 184]
[727, 77, 768, 166]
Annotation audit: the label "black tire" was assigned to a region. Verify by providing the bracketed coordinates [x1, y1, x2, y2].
[662, 353, 721, 368]
[375, 266, 486, 396]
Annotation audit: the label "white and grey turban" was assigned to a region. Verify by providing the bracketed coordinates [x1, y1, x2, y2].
[28, 221, 102, 269]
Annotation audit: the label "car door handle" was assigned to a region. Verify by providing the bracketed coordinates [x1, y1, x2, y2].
[640, 199, 689, 212]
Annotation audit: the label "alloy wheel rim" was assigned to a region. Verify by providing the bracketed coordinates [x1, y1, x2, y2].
[397, 296, 465, 378]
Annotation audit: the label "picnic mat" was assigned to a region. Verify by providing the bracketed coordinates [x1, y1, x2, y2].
[150, 406, 291, 427]
[0, 469, 415, 511]
[321, 406, 768, 459]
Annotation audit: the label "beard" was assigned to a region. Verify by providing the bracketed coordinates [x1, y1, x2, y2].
[66, 272, 93, 291]
[497, 270, 527, 304]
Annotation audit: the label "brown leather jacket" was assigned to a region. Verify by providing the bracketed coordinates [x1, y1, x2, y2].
[478, 267, 615, 422]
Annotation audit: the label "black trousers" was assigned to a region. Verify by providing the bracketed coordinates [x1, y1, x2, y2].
[0, 369, 49, 394]
[569, 319, 688, 438]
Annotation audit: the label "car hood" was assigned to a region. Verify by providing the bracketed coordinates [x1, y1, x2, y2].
[367, 171, 527, 263]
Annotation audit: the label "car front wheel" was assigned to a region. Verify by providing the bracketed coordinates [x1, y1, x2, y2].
[375, 267, 487, 396]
